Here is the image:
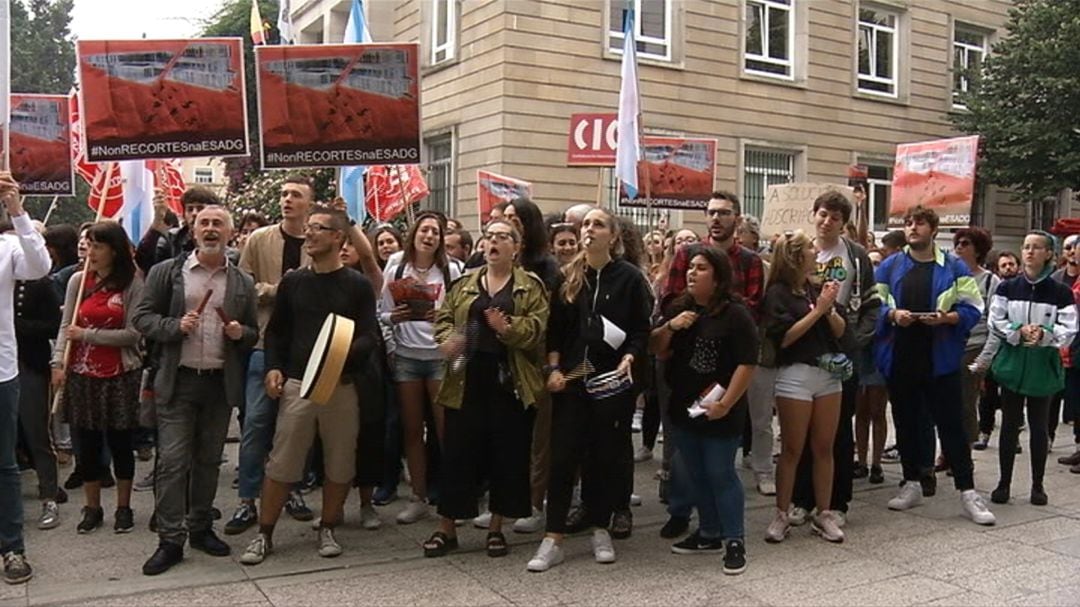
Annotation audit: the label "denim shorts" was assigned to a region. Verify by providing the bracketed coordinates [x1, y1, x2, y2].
[393, 354, 445, 382]
[775, 363, 843, 401]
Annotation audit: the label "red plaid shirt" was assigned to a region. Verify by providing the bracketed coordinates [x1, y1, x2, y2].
[662, 240, 764, 321]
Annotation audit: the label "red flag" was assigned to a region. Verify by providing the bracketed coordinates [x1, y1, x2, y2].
[69, 92, 124, 217]
[145, 159, 185, 216]
[364, 165, 429, 222]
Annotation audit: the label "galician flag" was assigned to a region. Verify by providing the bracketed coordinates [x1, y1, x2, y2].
[340, 0, 372, 223]
[614, 5, 641, 201]
[250, 1, 267, 45]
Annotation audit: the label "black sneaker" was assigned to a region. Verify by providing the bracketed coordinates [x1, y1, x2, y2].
[1031, 485, 1048, 506]
[610, 509, 632, 540]
[853, 464, 869, 479]
[225, 503, 258, 535]
[114, 507, 135, 533]
[659, 515, 690, 539]
[76, 506, 104, 534]
[671, 531, 723, 555]
[2, 551, 32, 585]
[723, 539, 747, 575]
[54, 487, 69, 504]
[565, 505, 589, 533]
[991, 484, 1010, 504]
[869, 465, 885, 485]
[63, 470, 83, 490]
[285, 491, 314, 521]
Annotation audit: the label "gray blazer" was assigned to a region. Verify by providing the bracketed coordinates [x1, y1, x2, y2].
[52, 271, 144, 373]
[133, 253, 258, 408]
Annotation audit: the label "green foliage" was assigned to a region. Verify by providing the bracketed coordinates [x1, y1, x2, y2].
[224, 169, 338, 222]
[10, 0, 76, 94]
[949, 0, 1080, 204]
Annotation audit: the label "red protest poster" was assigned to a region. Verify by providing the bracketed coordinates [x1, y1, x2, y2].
[77, 38, 249, 162]
[889, 135, 979, 228]
[69, 92, 124, 216]
[256, 43, 421, 169]
[477, 170, 532, 228]
[8, 94, 74, 196]
[619, 137, 716, 210]
[365, 165, 428, 222]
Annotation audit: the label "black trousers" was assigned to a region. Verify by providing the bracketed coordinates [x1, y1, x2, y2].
[998, 389, 1050, 488]
[438, 354, 535, 520]
[641, 363, 662, 451]
[545, 387, 634, 534]
[888, 372, 974, 491]
[978, 374, 1002, 435]
[76, 427, 134, 482]
[793, 377, 856, 512]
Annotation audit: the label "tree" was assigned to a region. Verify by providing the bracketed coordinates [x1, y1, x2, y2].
[949, 0, 1080, 204]
[225, 168, 337, 221]
[10, 0, 76, 94]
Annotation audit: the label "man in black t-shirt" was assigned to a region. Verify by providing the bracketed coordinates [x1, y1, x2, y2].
[239, 207, 378, 565]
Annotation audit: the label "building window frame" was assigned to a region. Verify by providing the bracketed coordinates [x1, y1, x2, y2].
[193, 167, 213, 185]
[952, 23, 989, 110]
[607, 0, 674, 63]
[430, 0, 457, 67]
[423, 131, 455, 218]
[856, 4, 900, 98]
[742, 0, 795, 81]
[738, 141, 805, 221]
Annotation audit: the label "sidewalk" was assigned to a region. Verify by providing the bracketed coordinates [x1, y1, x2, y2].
[5, 432, 1080, 606]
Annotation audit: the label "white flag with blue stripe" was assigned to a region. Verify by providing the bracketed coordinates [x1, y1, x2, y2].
[340, 0, 372, 223]
[615, 6, 641, 202]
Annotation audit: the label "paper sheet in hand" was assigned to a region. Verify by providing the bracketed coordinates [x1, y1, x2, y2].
[600, 315, 626, 350]
[688, 382, 727, 418]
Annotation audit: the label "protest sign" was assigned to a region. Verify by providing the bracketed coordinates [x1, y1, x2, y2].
[8, 94, 74, 195]
[890, 135, 979, 228]
[477, 170, 532, 228]
[365, 164, 428, 222]
[77, 38, 249, 162]
[761, 183, 854, 237]
[619, 137, 716, 210]
[256, 43, 420, 169]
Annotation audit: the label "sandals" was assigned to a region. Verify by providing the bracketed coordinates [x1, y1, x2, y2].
[486, 531, 508, 558]
[423, 531, 458, 558]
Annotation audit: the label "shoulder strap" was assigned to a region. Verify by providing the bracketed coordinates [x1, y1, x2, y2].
[394, 261, 406, 281]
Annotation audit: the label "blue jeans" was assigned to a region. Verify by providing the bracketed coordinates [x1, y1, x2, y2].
[0, 378, 24, 554]
[237, 351, 279, 500]
[673, 427, 744, 541]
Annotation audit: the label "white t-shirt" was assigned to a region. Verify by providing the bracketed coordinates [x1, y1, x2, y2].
[815, 239, 854, 308]
[379, 259, 461, 360]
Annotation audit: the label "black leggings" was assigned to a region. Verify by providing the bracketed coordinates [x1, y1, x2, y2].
[998, 389, 1050, 488]
[76, 428, 135, 482]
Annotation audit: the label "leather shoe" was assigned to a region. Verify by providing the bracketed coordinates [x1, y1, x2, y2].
[1058, 449, 1080, 466]
[190, 530, 231, 557]
[142, 542, 183, 576]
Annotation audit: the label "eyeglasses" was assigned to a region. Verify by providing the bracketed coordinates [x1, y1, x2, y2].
[485, 231, 516, 243]
[304, 223, 337, 234]
[705, 209, 735, 218]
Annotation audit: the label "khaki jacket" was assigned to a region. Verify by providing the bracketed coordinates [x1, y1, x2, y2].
[434, 266, 549, 409]
[238, 223, 311, 348]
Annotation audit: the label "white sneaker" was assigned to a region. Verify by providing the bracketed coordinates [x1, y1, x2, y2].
[318, 526, 342, 557]
[961, 490, 996, 526]
[592, 529, 616, 564]
[756, 475, 777, 496]
[473, 510, 493, 529]
[629, 493, 643, 507]
[396, 495, 430, 525]
[764, 508, 790, 543]
[513, 508, 545, 533]
[811, 510, 845, 543]
[888, 482, 923, 511]
[38, 501, 60, 530]
[633, 446, 653, 463]
[240, 533, 272, 565]
[833, 510, 847, 528]
[310, 516, 322, 530]
[527, 537, 564, 572]
[631, 409, 643, 433]
[360, 504, 382, 530]
[741, 455, 752, 470]
[788, 506, 810, 526]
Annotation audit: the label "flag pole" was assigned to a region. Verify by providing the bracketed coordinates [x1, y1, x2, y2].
[42, 195, 60, 224]
[596, 167, 604, 208]
[52, 161, 117, 415]
[0, 0, 10, 172]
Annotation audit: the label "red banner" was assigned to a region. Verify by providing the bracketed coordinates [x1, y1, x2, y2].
[77, 38, 249, 162]
[255, 43, 421, 169]
[566, 113, 618, 166]
[477, 170, 532, 227]
[69, 93, 124, 216]
[619, 137, 716, 210]
[889, 135, 979, 228]
[8, 94, 74, 196]
[365, 165, 428, 222]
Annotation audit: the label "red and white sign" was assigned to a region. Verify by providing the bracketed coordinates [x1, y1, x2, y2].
[477, 170, 532, 228]
[889, 135, 979, 228]
[8, 94, 74, 196]
[365, 164, 428, 222]
[566, 113, 618, 166]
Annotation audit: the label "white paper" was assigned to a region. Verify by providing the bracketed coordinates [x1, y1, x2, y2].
[688, 383, 727, 418]
[600, 315, 626, 350]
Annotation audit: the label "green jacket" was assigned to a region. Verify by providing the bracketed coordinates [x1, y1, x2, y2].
[434, 266, 550, 410]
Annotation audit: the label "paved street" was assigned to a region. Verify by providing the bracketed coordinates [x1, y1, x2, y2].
[5, 423, 1080, 607]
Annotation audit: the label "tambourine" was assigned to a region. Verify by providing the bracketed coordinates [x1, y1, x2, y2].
[301, 314, 355, 406]
[584, 369, 632, 401]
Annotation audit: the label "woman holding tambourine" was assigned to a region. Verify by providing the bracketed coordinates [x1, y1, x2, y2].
[420, 219, 550, 558]
[526, 207, 652, 573]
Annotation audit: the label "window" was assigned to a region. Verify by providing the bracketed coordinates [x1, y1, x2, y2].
[952, 26, 987, 108]
[431, 0, 456, 65]
[424, 135, 453, 217]
[857, 5, 899, 96]
[608, 0, 672, 61]
[744, 0, 793, 78]
[863, 163, 893, 231]
[743, 148, 795, 219]
[194, 167, 213, 185]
